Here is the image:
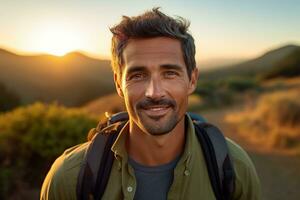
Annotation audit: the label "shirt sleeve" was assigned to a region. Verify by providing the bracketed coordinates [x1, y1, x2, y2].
[40, 143, 87, 200]
[227, 139, 262, 200]
[40, 155, 74, 200]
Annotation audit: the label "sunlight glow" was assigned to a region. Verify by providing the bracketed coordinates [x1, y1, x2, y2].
[32, 23, 85, 56]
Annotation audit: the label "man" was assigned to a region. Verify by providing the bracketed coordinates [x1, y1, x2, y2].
[41, 8, 261, 200]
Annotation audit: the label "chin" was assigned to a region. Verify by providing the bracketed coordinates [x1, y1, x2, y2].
[139, 113, 180, 136]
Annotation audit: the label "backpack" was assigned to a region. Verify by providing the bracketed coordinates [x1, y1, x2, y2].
[76, 112, 235, 200]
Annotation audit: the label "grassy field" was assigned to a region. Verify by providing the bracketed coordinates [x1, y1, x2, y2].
[226, 77, 300, 153]
[200, 77, 300, 200]
[202, 104, 300, 200]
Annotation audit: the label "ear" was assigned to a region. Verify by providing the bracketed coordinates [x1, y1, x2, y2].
[114, 73, 124, 98]
[188, 67, 199, 95]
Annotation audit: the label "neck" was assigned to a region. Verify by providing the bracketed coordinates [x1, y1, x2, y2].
[127, 117, 186, 166]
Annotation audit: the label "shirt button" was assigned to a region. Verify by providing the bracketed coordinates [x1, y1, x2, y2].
[127, 186, 133, 192]
[184, 170, 190, 176]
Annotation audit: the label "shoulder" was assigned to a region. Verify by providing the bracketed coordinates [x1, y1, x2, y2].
[226, 138, 254, 169]
[40, 142, 90, 200]
[225, 138, 262, 200]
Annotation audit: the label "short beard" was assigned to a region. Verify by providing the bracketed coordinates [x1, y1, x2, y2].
[141, 114, 179, 136]
[136, 97, 178, 136]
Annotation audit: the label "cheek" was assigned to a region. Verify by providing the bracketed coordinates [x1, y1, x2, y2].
[165, 79, 190, 97]
[123, 83, 145, 107]
[171, 81, 191, 105]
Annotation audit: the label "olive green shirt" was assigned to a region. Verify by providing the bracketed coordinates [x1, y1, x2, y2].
[40, 115, 261, 200]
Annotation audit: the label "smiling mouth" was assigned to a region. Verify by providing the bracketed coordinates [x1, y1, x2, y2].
[141, 105, 171, 118]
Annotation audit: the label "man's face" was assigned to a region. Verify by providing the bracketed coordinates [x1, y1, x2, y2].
[115, 37, 198, 136]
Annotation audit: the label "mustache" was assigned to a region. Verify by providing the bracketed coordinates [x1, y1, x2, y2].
[137, 98, 176, 109]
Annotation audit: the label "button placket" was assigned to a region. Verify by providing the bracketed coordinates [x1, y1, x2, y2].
[123, 164, 136, 199]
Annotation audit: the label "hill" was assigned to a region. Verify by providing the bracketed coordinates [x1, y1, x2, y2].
[200, 44, 300, 80]
[261, 47, 300, 79]
[0, 49, 114, 106]
[1, 43, 299, 107]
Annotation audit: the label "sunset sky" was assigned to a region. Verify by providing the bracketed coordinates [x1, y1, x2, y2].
[1, 0, 299, 62]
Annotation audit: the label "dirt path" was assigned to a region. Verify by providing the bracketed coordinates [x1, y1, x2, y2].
[201, 107, 300, 200]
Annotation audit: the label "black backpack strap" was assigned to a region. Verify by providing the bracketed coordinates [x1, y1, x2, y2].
[76, 120, 127, 200]
[193, 121, 235, 200]
[77, 112, 234, 200]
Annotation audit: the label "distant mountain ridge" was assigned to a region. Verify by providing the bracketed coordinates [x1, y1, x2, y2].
[0, 49, 114, 106]
[199, 58, 247, 70]
[200, 44, 300, 80]
[1, 43, 299, 107]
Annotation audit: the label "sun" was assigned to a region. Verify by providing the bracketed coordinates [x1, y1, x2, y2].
[32, 23, 84, 56]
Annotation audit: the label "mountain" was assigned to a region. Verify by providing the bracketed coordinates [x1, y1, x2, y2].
[200, 44, 300, 80]
[261, 47, 300, 79]
[0, 49, 114, 106]
[1, 43, 299, 107]
[198, 58, 246, 70]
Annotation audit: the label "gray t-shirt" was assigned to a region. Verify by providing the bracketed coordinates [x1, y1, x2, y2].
[128, 156, 180, 200]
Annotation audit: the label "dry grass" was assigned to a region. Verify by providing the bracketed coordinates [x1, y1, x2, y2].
[226, 89, 300, 151]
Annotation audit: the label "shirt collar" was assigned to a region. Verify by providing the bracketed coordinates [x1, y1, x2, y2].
[176, 114, 196, 167]
[111, 121, 129, 159]
[111, 114, 196, 166]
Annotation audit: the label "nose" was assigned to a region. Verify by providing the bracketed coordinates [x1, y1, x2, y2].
[145, 76, 166, 100]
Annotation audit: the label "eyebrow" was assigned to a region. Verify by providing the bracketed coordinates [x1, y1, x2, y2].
[126, 66, 146, 75]
[126, 64, 184, 75]
[160, 64, 184, 72]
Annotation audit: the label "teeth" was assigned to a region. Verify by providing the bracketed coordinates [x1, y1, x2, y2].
[148, 107, 166, 111]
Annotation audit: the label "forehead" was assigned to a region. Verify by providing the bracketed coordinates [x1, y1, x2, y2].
[122, 37, 185, 68]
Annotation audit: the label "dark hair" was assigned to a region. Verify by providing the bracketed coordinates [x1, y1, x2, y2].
[110, 7, 196, 79]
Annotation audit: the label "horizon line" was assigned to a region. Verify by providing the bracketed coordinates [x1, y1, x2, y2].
[1, 41, 299, 62]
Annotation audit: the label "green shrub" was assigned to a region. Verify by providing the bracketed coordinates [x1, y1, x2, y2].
[0, 82, 20, 112]
[195, 77, 257, 109]
[221, 77, 258, 92]
[0, 102, 97, 197]
[0, 167, 12, 199]
[196, 80, 218, 96]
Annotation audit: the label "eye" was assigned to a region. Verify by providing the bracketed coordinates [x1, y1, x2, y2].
[164, 71, 179, 78]
[128, 72, 146, 81]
